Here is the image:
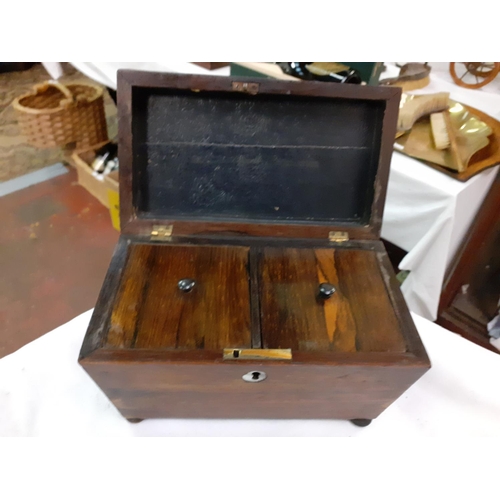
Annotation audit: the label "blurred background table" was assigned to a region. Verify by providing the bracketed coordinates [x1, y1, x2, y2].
[41, 62, 500, 321]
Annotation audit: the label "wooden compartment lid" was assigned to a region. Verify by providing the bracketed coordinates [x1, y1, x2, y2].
[118, 71, 401, 240]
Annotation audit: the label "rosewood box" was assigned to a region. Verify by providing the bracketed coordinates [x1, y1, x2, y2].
[79, 70, 430, 425]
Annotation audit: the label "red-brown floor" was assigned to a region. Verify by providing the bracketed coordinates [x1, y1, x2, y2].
[0, 167, 118, 358]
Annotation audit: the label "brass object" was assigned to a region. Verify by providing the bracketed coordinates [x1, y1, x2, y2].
[223, 348, 292, 361]
[396, 97, 492, 172]
[150, 224, 173, 241]
[328, 231, 349, 242]
[442, 110, 465, 172]
[306, 62, 350, 76]
[232, 82, 260, 94]
[449, 101, 492, 139]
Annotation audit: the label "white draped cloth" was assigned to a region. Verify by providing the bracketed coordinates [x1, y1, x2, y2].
[381, 63, 500, 319]
[1, 310, 499, 436]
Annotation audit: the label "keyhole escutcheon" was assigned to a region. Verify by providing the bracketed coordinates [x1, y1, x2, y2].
[242, 371, 267, 383]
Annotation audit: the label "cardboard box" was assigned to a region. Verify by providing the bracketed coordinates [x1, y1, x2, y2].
[70, 150, 119, 209]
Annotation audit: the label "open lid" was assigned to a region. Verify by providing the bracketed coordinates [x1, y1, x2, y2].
[118, 70, 401, 240]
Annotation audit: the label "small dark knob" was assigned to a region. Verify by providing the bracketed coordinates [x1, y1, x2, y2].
[318, 282, 336, 299]
[178, 278, 196, 292]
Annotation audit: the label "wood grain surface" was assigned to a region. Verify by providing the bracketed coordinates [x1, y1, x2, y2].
[80, 239, 429, 421]
[106, 243, 407, 354]
[82, 357, 427, 420]
[106, 243, 252, 350]
[75, 70, 431, 421]
[259, 248, 407, 353]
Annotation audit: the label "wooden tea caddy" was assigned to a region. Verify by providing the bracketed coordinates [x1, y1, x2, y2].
[79, 70, 430, 426]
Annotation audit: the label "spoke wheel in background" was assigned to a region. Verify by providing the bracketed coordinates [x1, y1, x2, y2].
[449, 62, 500, 89]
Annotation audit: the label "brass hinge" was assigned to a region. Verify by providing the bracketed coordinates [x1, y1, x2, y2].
[328, 231, 349, 242]
[151, 224, 173, 241]
[232, 81, 259, 94]
[223, 348, 292, 361]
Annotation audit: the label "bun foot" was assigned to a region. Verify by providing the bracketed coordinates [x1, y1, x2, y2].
[127, 418, 144, 423]
[350, 419, 372, 427]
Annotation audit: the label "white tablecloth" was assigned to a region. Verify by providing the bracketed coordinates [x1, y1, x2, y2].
[1, 309, 499, 437]
[381, 63, 500, 320]
[41, 62, 500, 320]
[382, 160, 498, 320]
[41, 62, 230, 87]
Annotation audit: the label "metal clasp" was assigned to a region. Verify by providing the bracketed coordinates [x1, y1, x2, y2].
[328, 231, 349, 242]
[151, 224, 173, 241]
[223, 348, 292, 361]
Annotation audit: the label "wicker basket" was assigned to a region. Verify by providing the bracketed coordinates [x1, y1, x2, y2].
[12, 80, 109, 152]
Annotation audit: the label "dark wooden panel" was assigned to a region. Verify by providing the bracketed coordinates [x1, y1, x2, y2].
[123, 218, 380, 241]
[106, 244, 252, 350]
[81, 357, 427, 420]
[153, 234, 379, 250]
[259, 248, 406, 353]
[438, 169, 500, 350]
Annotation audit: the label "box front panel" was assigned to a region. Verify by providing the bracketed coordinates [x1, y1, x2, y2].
[106, 243, 252, 350]
[82, 358, 427, 420]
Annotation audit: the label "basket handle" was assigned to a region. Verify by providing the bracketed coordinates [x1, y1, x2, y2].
[33, 80, 75, 106]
